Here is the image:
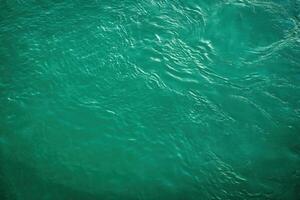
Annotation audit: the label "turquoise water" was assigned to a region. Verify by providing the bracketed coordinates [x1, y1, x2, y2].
[1, 0, 300, 199]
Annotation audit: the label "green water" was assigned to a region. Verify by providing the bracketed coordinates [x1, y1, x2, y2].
[1, 0, 300, 199]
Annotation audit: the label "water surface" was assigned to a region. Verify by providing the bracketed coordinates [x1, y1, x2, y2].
[1, 0, 300, 199]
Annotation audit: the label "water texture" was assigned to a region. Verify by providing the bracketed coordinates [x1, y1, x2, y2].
[0, 0, 300, 199]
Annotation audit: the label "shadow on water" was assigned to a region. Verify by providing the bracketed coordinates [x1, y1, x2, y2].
[0, 156, 195, 200]
[0, 159, 122, 200]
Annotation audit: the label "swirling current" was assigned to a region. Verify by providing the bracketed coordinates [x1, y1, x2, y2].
[0, 0, 300, 199]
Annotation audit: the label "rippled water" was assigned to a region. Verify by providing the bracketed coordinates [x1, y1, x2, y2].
[1, 0, 300, 199]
